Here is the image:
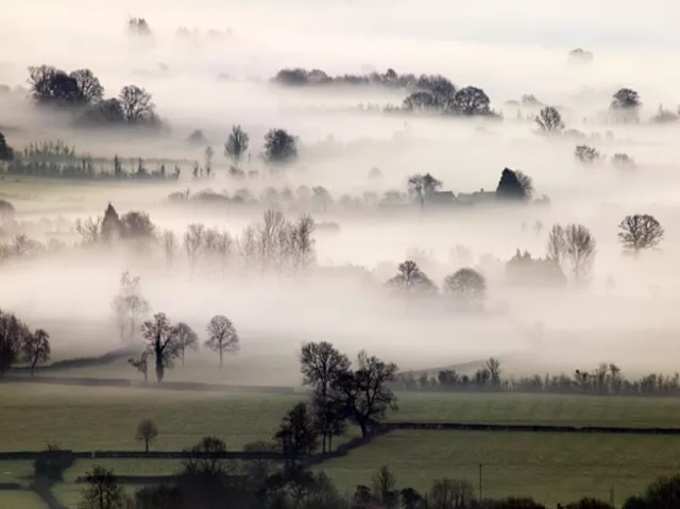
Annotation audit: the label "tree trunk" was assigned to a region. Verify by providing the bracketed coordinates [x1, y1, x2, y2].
[155, 347, 164, 383]
[359, 420, 368, 438]
[145, 439, 149, 453]
[219, 347, 223, 368]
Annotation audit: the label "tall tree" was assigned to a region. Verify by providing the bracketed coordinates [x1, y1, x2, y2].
[264, 129, 297, 164]
[536, 106, 564, 133]
[443, 268, 486, 300]
[69, 69, 104, 103]
[387, 260, 436, 293]
[112, 271, 149, 343]
[496, 168, 532, 200]
[174, 322, 199, 366]
[449, 86, 491, 115]
[141, 313, 181, 383]
[22, 329, 50, 375]
[335, 351, 398, 437]
[274, 402, 319, 463]
[79, 466, 126, 509]
[618, 214, 664, 254]
[225, 125, 249, 166]
[101, 203, 123, 242]
[205, 315, 239, 368]
[0, 310, 31, 376]
[547, 224, 596, 283]
[408, 173, 442, 208]
[119, 85, 155, 123]
[0, 131, 14, 161]
[300, 342, 350, 453]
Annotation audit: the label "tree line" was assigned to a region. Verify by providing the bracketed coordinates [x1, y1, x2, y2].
[0, 309, 50, 376]
[71, 435, 680, 508]
[27, 65, 160, 128]
[395, 358, 680, 397]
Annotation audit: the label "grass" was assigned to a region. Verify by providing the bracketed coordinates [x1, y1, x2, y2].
[0, 382, 302, 451]
[318, 430, 680, 507]
[4, 383, 680, 452]
[0, 490, 47, 509]
[392, 391, 680, 428]
[5, 383, 680, 507]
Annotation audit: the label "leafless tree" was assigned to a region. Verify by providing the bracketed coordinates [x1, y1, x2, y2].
[162, 230, 177, 268]
[112, 272, 149, 343]
[129, 351, 149, 382]
[443, 268, 486, 300]
[225, 125, 249, 166]
[141, 313, 182, 383]
[119, 85, 155, 124]
[536, 106, 564, 133]
[618, 214, 664, 254]
[136, 419, 159, 453]
[184, 223, 205, 270]
[75, 217, 102, 245]
[387, 260, 436, 293]
[547, 223, 596, 283]
[174, 322, 198, 366]
[205, 315, 239, 368]
[22, 329, 50, 375]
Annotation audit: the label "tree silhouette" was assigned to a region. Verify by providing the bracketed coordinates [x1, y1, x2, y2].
[618, 214, 664, 254]
[205, 315, 239, 368]
[225, 125, 249, 166]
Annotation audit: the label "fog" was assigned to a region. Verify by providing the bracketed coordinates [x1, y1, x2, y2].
[2, 0, 680, 387]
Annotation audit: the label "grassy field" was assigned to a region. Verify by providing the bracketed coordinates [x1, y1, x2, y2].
[5, 383, 680, 507]
[3, 383, 680, 452]
[318, 430, 680, 507]
[0, 490, 47, 509]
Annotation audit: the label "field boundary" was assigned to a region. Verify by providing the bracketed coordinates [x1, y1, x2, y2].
[383, 421, 680, 435]
[0, 375, 296, 394]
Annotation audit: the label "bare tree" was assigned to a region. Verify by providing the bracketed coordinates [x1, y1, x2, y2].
[119, 85, 155, 124]
[547, 223, 596, 283]
[174, 322, 198, 366]
[112, 271, 149, 343]
[0, 310, 31, 376]
[443, 268, 486, 300]
[408, 173, 442, 208]
[136, 419, 159, 453]
[300, 342, 350, 453]
[334, 351, 398, 437]
[618, 214, 664, 254]
[128, 351, 149, 382]
[141, 313, 181, 383]
[575, 145, 600, 164]
[205, 315, 239, 368]
[184, 223, 205, 270]
[225, 125, 249, 166]
[79, 466, 126, 509]
[387, 260, 436, 293]
[162, 230, 177, 268]
[22, 329, 50, 375]
[536, 106, 564, 133]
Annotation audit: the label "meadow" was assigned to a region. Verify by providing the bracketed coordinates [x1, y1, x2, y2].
[3, 383, 680, 451]
[3, 383, 680, 507]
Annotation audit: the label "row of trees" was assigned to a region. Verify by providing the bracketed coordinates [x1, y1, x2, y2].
[0, 309, 50, 376]
[129, 312, 239, 382]
[28, 65, 158, 127]
[75, 438, 680, 508]
[283, 342, 398, 450]
[402, 85, 494, 117]
[396, 359, 680, 396]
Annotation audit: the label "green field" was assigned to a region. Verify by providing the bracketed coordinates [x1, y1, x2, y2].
[3, 383, 680, 452]
[319, 430, 680, 507]
[4, 383, 680, 507]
